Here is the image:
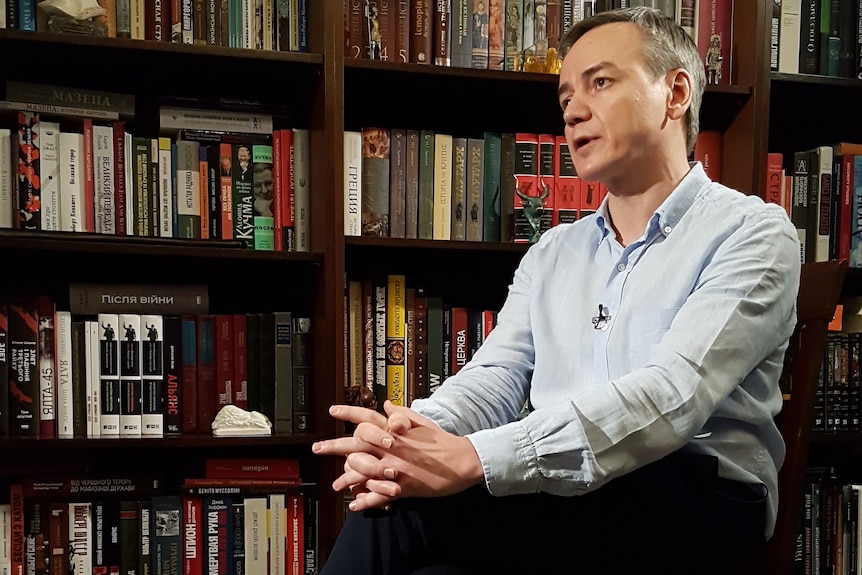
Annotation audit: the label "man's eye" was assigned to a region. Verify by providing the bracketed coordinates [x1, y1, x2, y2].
[559, 97, 570, 111]
[595, 78, 609, 88]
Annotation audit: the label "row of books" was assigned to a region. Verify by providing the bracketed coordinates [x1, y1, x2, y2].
[765, 143, 862, 266]
[343, 128, 608, 244]
[345, 275, 499, 410]
[0, 0, 308, 52]
[796, 468, 862, 575]
[814, 331, 862, 435]
[772, 0, 862, 80]
[0, 105, 310, 252]
[0, 297, 314, 440]
[345, 0, 732, 85]
[0, 458, 316, 575]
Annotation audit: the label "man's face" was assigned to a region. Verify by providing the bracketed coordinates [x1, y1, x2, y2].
[558, 22, 672, 187]
[238, 147, 250, 163]
[254, 169, 274, 200]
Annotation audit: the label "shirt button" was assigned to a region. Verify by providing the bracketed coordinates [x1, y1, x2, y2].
[663, 225, 673, 234]
[617, 263, 626, 272]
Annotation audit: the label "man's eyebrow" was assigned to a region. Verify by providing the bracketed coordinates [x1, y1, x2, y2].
[557, 61, 618, 98]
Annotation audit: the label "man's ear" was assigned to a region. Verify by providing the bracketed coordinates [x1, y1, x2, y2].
[666, 68, 692, 121]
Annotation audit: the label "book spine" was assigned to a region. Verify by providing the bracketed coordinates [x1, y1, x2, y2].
[8, 299, 39, 437]
[232, 142, 255, 248]
[343, 130, 363, 237]
[158, 137, 175, 238]
[291, 316, 313, 433]
[180, 315, 198, 434]
[68, 501, 92, 575]
[87, 320, 101, 438]
[37, 296, 56, 439]
[386, 275, 407, 406]
[361, 127, 391, 237]
[97, 313, 121, 437]
[151, 495, 182, 575]
[233, 313, 249, 409]
[417, 130, 435, 239]
[182, 495, 202, 575]
[425, 294, 444, 395]
[405, 130, 420, 239]
[93, 123, 116, 235]
[280, 128, 296, 250]
[433, 0, 452, 66]
[413, 290, 428, 401]
[466, 137, 485, 242]
[113, 121, 128, 236]
[57, 131, 83, 232]
[0, 303, 9, 438]
[432, 132, 453, 240]
[0, 128, 12, 230]
[39, 121, 61, 232]
[274, 311, 294, 434]
[389, 128, 407, 239]
[554, 134, 579, 225]
[196, 314, 217, 433]
[482, 132, 502, 242]
[17, 111, 41, 230]
[205, 457, 300, 478]
[252, 144, 275, 250]
[141, 314, 165, 436]
[243, 498, 268, 575]
[373, 277, 388, 411]
[698, 0, 733, 84]
[499, 132, 516, 242]
[513, 132, 540, 243]
[410, 0, 433, 63]
[293, 128, 311, 252]
[119, 313, 143, 437]
[176, 139, 202, 239]
[215, 313, 235, 410]
[537, 133, 556, 235]
[450, 136, 467, 241]
[487, 0, 504, 70]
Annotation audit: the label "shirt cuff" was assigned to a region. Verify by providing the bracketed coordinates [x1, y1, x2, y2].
[467, 421, 540, 496]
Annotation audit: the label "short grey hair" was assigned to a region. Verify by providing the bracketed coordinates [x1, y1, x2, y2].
[559, 7, 704, 154]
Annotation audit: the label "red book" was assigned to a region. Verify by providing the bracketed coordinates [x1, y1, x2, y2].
[214, 314, 234, 408]
[765, 152, 783, 208]
[219, 142, 233, 240]
[272, 129, 284, 251]
[196, 314, 217, 433]
[833, 143, 862, 263]
[80, 118, 95, 232]
[448, 307, 469, 376]
[182, 495, 203, 575]
[112, 121, 127, 236]
[538, 133, 556, 234]
[694, 130, 723, 182]
[580, 180, 601, 219]
[180, 315, 199, 434]
[554, 135, 579, 225]
[513, 132, 540, 243]
[287, 493, 304, 575]
[182, 478, 301, 496]
[281, 128, 296, 251]
[205, 457, 300, 479]
[233, 313, 248, 409]
[697, 0, 733, 85]
[10, 484, 25, 575]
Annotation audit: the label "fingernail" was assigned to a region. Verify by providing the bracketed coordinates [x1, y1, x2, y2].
[381, 437, 392, 448]
[312, 443, 321, 453]
[384, 468, 396, 479]
[348, 501, 357, 511]
[330, 405, 340, 414]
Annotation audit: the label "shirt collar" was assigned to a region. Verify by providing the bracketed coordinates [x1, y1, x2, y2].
[593, 162, 709, 244]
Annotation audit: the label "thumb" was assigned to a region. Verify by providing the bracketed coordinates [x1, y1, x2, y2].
[383, 400, 437, 434]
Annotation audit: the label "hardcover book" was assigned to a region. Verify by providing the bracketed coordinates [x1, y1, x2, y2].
[8, 299, 39, 437]
[36, 296, 56, 439]
[343, 130, 363, 237]
[361, 127, 391, 237]
[386, 275, 407, 406]
[141, 314, 165, 436]
[274, 311, 294, 434]
[291, 315, 314, 433]
[0, 303, 9, 437]
[119, 313, 143, 438]
[451, 138, 468, 241]
[69, 283, 209, 315]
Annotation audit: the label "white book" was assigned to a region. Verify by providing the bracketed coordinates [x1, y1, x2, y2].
[159, 107, 273, 134]
[39, 120, 61, 231]
[268, 493, 287, 575]
[243, 497, 269, 575]
[158, 137, 174, 238]
[58, 131, 85, 232]
[343, 130, 362, 237]
[37, 298, 57, 436]
[175, 139, 201, 238]
[119, 313, 142, 438]
[85, 320, 97, 438]
[141, 314, 164, 436]
[68, 501, 93, 575]
[778, 0, 801, 74]
[433, 133, 453, 240]
[814, 145, 833, 263]
[0, 128, 12, 229]
[55, 310, 74, 439]
[125, 131, 134, 235]
[92, 124, 116, 234]
[0, 503, 11, 575]
[293, 128, 310, 252]
[97, 313, 120, 437]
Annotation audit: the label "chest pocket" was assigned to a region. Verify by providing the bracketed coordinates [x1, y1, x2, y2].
[628, 308, 679, 368]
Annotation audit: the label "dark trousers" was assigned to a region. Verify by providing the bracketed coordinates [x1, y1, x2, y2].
[320, 452, 769, 575]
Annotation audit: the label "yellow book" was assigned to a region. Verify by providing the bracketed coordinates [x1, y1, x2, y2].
[432, 133, 453, 240]
[386, 274, 407, 406]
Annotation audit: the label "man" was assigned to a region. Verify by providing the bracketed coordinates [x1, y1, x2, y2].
[314, 8, 800, 574]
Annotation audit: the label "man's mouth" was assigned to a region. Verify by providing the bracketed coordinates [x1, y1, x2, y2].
[574, 136, 595, 151]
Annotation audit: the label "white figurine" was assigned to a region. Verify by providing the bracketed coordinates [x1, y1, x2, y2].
[211, 405, 273, 437]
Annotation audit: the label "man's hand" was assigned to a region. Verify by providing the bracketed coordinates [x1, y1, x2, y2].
[313, 401, 486, 512]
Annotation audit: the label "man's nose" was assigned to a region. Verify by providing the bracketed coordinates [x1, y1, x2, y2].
[563, 96, 588, 126]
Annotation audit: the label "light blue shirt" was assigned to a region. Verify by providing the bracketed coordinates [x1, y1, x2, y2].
[411, 163, 800, 537]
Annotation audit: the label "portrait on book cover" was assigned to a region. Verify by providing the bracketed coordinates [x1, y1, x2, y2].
[154, 508, 180, 536]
